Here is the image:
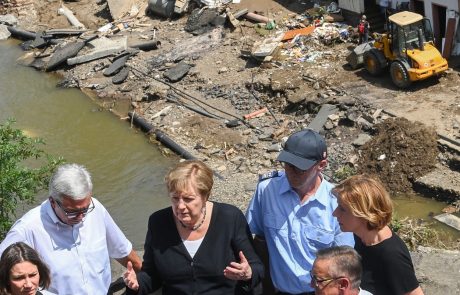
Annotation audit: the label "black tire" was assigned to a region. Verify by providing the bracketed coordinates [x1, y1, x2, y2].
[390, 61, 411, 88]
[364, 51, 384, 76]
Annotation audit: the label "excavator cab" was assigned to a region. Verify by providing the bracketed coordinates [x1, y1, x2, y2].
[364, 11, 448, 88]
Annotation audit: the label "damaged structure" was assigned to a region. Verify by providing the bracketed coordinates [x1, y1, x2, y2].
[338, 0, 460, 57]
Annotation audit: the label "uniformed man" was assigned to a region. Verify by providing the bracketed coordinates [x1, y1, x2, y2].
[246, 129, 354, 295]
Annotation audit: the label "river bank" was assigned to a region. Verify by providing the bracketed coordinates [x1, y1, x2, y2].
[1, 0, 460, 293]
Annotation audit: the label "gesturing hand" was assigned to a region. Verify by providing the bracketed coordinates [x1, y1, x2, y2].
[123, 261, 139, 291]
[223, 251, 253, 281]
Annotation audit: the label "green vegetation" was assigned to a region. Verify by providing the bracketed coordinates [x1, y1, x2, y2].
[333, 165, 356, 182]
[391, 217, 460, 251]
[0, 119, 63, 239]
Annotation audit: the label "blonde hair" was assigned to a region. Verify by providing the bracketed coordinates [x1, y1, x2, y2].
[165, 160, 213, 200]
[333, 174, 393, 230]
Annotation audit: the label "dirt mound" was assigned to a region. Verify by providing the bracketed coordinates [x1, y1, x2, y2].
[358, 117, 438, 194]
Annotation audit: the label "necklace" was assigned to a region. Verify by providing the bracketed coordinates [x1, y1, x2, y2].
[179, 206, 207, 231]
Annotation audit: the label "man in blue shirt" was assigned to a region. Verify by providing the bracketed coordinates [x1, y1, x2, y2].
[246, 129, 354, 295]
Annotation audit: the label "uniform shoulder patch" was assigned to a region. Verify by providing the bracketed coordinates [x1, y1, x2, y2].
[259, 170, 279, 181]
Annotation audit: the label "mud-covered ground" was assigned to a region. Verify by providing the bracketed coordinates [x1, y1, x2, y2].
[3, 0, 459, 218]
[2, 0, 460, 292]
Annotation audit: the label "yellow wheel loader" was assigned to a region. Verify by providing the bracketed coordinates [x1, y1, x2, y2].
[363, 11, 448, 88]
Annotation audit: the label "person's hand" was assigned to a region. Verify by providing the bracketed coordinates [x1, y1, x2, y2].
[223, 251, 253, 281]
[123, 261, 139, 291]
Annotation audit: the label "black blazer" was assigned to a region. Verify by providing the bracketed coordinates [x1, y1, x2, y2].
[128, 202, 263, 295]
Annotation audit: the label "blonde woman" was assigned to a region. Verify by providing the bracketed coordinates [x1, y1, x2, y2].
[124, 160, 263, 294]
[332, 174, 424, 295]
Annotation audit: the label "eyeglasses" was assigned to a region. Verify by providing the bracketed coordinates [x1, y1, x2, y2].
[282, 162, 311, 174]
[54, 198, 95, 219]
[310, 273, 345, 288]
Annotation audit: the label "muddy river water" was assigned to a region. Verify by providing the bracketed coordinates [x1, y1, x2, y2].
[0, 40, 457, 248]
[0, 40, 177, 249]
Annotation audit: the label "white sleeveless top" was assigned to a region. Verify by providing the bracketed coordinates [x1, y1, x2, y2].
[182, 237, 204, 258]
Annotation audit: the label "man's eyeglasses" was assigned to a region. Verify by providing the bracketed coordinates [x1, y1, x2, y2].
[310, 274, 345, 288]
[282, 162, 310, 174]
[54, 198, 95, 219]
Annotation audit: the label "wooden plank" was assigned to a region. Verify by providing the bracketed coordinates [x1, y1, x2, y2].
[281, 26, 315, 41]
[442, 18, 456, 59]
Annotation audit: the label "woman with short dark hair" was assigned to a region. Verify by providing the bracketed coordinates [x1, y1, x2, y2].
[124, 160, 263, 294]
[0, 242, 51, 295]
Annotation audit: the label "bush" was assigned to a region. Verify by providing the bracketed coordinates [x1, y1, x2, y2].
[0, 119, 63, 239]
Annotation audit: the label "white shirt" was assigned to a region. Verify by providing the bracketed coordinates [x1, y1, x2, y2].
[0, 198, 132, 295]
[359, 288, 373, 295]
[182, 237, 204, 258]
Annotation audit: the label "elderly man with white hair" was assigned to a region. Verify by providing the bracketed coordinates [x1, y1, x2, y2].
[0, 163, 141, 294]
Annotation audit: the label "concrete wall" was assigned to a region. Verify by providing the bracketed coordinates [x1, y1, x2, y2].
[416, 0, 460, 54]
[338, 0, 365, 13]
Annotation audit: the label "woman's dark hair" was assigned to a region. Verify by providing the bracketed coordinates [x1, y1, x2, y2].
[0, 242, 51, 294]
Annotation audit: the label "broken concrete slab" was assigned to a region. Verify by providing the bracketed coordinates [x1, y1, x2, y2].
[0, 24, 11, 40]
[163, 61, 192, 82]
[251, 33, 283, 58]
[415, 165, 460, 203]
[433, 213, 460, 231]
[411, 246, 460, 295]
[47, 41, 86, 71]
[67, 36, 127, 66]
[107, 0, 136, 20]
[104, 55, 129, 76]
[46, 35, 98, 71]
[150, 27, 223, 66]
[308, 104, 338, 132]
[352, 133, 372, 147]
[112, 67, 130, 84]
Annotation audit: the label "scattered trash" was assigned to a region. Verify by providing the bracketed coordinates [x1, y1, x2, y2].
[148, 0, 176, 18]
[251, 33, 283, 58]
[244, 107, 268, 120]
[282, 26, 315, 41]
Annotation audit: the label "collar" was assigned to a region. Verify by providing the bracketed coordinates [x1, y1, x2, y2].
[45, 199, 62, 224]
[44, 199, 77, 227]
[280, 173, 329, 207]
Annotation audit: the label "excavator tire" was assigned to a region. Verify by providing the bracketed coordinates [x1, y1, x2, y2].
[390, 61, 411, 88]
[364, 49, 386, 76]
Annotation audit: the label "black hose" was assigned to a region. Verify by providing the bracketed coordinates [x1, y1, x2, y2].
[128, 66, 259, 130]
[127, 112, 224, 180]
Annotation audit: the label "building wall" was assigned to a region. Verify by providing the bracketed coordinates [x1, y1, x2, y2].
[420, 0, 459, 54]
[338, 0, 365, 13]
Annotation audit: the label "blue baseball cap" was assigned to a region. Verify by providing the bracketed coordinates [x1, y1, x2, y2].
[277, 129, 327, 170]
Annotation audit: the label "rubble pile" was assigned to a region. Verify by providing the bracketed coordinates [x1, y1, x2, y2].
[0, 0, 459, 205]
